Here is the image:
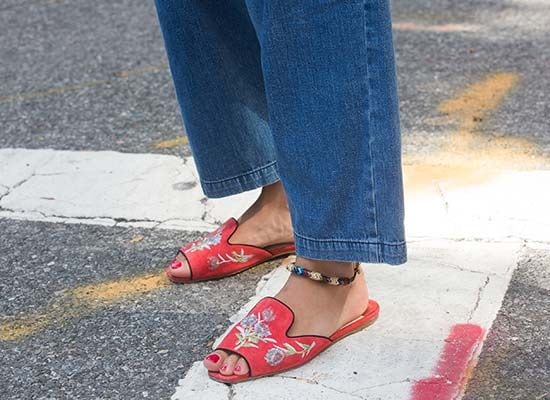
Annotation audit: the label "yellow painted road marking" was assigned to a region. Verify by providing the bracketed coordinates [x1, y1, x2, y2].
[403, 72, 549, 191]
[438, 72, 520, 138]
[152, 136, 189, 149]
[70, 271, 168, 302]
[0, 63, 167, 103]
[394, 21, 480, 33]
[0, 271, 169, 341]
[129, 235, 144, 243]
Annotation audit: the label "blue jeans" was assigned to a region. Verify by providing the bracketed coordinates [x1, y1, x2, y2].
[154, 0, 407, 265]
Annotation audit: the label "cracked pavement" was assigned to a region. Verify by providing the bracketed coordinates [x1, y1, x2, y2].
[171, 239, 525, 399]
[1, 0, 549, 399]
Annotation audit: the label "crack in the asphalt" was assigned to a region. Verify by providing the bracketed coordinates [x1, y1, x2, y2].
[0, 207, 159, 225]
[0, 152, 58, 205]
[0, 184, 10, 203]
[200, 197, 222, 225]
[350, 378, 412, 394]
[435, 181, 450, 214]
[507, 239, 527, 275]
[467, 275, 491, 322]
[0, 172, 38, 204]
[275, 375, 366, 399]
[0, 207, 217, 233]
[432, 260, 495, 276]
[34, 172, 65, 176]
[227, 385, 235, 400]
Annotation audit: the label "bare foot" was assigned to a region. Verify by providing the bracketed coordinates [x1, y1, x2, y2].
[169, 181, 294, 280]
[203, 257, 370, 376]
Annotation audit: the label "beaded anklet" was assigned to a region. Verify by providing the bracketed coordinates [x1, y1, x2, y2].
[285, 261, 361, 286]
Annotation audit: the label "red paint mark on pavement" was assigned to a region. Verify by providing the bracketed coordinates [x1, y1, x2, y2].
[411, 324, 485, 400]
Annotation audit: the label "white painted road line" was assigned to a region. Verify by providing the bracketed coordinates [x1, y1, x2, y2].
[1, 148, 549, 242]
[405, 169, 550, 242]
[0, 148, 258, 231]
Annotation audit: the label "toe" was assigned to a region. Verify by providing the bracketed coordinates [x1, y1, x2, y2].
[168, 253, 191, 279]
[220, 354, 239, 375]
[203, 350, 227, 371]
[233, 357, 249, 376]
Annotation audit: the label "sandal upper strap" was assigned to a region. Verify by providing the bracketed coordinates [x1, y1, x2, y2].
[213, 297, 331, 377]
[175, 217, 274, 280]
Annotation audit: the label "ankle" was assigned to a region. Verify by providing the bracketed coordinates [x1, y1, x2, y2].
[294, 256, 357, 279]
[258, 181, 289, 209]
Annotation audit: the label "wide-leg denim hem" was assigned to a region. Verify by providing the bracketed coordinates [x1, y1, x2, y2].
[294, 231, 407, 266]
[200, 161, 280, 198]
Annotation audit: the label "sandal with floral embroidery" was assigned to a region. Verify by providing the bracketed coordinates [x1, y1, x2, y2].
[206, 262, 380, 383]
[166, 217, 295, 283]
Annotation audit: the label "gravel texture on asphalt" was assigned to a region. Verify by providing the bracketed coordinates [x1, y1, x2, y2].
[463, 246, 550, 400]
[0, 219, 275, 399]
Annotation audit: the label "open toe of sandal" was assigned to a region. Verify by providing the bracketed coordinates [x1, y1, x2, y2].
[206, 296, 380, 384]
[165, 217, 296, 283]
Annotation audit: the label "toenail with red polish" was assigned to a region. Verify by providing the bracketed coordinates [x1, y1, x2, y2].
[171, 260, 182, 269]
[205, 353, 220, 363]
[234, 365, 241, 372]
[221, 365, 227, 371]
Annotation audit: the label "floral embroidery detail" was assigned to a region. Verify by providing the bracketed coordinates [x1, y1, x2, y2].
[240, 314, 258, 328]
[253, 321, 271, 338]
[231, 304, 316, 367]
[261, 307, 275, 322]
[207, 249, 254, 270]
[264, 341, 316, 366]
[264, 348, 285, 366]
[186, 230, 222, 253]
[234, 307, 277, 350]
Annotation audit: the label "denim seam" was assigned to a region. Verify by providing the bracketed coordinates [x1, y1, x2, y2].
[361, 1, 380, 252]
[200, 160, 278, 184]
[294, 230, 405, 246]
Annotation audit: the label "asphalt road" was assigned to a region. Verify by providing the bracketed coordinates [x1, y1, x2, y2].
[1, 0, 549, 399]
[463, 245, 550, 400]
[0, 219, 277, 399]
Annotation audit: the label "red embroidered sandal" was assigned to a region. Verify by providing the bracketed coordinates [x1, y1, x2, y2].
[206, 261, 380, 383]
[166, 217, 296, 283]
